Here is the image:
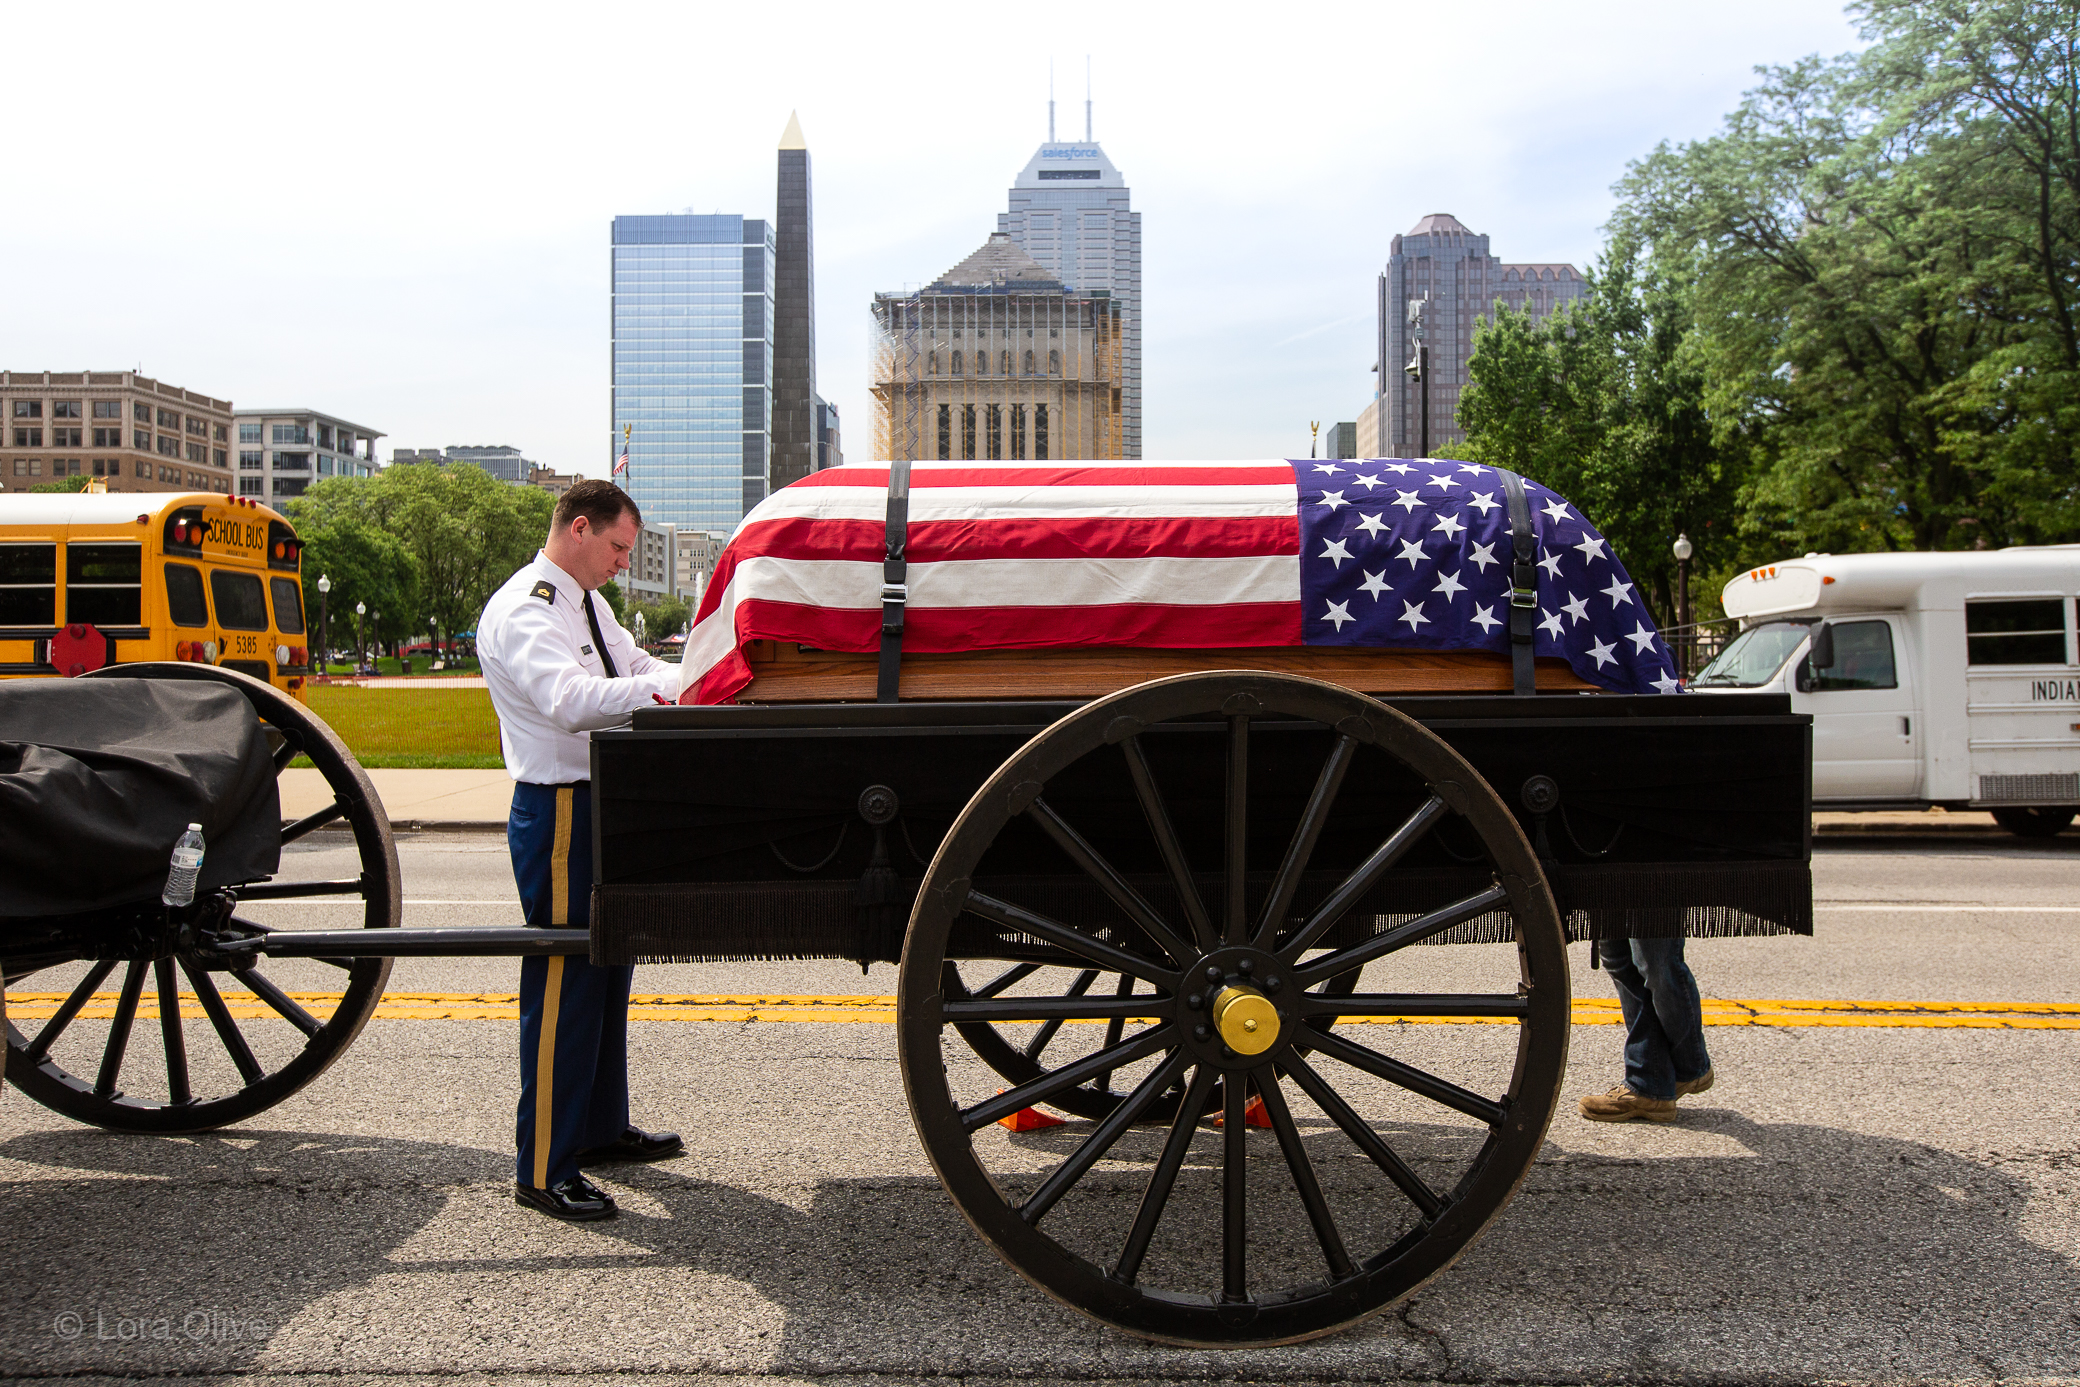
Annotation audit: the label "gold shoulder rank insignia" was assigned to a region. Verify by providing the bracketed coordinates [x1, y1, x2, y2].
[530, 580, 558, 604]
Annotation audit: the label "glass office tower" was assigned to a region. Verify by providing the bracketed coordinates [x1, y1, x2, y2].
[610, 214, 774, 531]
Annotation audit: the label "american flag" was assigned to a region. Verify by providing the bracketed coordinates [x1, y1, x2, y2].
[677, 459, 1679, 704]
[614, 439, 630, 480]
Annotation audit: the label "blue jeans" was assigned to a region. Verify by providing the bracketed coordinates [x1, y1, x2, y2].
[1603, 937, 1711, 1101]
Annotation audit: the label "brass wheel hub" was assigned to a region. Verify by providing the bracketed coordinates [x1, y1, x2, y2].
[1212, 983, 1280, 1055]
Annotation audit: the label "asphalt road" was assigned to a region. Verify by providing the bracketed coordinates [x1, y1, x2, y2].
[3, 831, 2076, 1386]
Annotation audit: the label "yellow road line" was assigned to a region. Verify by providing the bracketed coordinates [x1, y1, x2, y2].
[6, 991, 2078, 1030]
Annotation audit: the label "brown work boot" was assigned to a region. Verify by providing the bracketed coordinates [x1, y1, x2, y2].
[1577, 1084, 1677, 1123]
[1676, 1068, 1715, 1097]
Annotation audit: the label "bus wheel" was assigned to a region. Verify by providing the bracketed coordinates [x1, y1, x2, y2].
[1990, 807, 2075, 839]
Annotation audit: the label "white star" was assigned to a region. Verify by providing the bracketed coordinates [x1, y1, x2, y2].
[1538, 609, 1565, 639]
[1466, 540, 1498, 572]
[1465, 490, 1499, 516]
[1562, 592, 1590, 625]
[1427, 473, 1460, 491]
[1541, 497, 1573, 524]
[1626, 622, 1659, 654]
[1602, 576, 1636, 608]
[1469, 604, 1501, 633]
[1395, 537, 1427, 568]
[1352, 473, 1385, 491]
[1319, 538, 1353, 569]
[1458, 463, 1488, 475]
[1313, 463, 1344, 474]
[1323, 599, 1355, 631]
[1382, 461, 1416, 475]
[1317, 489, 1348, 513]
[1433, 570, 1467, 600]
[1397, 599, 1430, 631]
[1573, 533, 1608, 563]
[1431, 512, 1466, 539]
[1586, 636, 1619, 669]
[1355, 511, 1390, 537]
[1651, 671, 1683, 694]
[1357, 569, 1391, 600]
[1391, 489, 1424, 513]
[1538, 550, 1565, 579]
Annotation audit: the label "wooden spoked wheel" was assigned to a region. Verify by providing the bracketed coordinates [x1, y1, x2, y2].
[898, 671, 1570, 1347]
[4, 663, 399, 1133]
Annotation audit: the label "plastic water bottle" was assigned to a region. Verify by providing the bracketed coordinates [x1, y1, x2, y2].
[162, 823, 206, 907]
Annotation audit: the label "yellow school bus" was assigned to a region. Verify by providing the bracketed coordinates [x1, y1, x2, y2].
[0, 490, 312, 698]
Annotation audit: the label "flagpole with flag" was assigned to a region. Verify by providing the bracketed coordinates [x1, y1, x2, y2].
[614, 423, 631, 491]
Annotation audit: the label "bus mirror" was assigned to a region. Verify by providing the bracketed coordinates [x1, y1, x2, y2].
[1793, 657, 1812, 693]
[1809, 621, 1834, 671]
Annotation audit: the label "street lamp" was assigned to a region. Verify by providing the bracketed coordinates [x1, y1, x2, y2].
[633, 610, 646, 647]
[315, 574, 331, 676]
[1672, 534, 1694, 676]
[355, 600, 366, 671]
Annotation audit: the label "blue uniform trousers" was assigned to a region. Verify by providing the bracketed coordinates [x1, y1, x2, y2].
[510, 781, 632, 1190]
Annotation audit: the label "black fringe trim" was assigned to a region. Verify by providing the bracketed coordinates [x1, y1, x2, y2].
[590, 858, 1811, 966]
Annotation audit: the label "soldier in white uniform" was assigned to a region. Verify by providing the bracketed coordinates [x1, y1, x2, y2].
[477, 479, 683, 1221]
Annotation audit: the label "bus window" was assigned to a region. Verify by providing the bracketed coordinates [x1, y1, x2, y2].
[66, 542, 141, 626]
[1804, 619, 1898, 691]
[209, 569, 270, 631]
[0, 543, 57, 624]
[1967, 598, 2065, 664]
[269, 576, 305, 634]
[166, 563, 209, 627]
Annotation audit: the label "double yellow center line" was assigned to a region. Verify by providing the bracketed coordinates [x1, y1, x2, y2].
[7, 992, 2077, 1030]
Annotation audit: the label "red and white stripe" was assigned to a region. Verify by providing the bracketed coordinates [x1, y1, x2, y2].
[679, 461, 1302, 704]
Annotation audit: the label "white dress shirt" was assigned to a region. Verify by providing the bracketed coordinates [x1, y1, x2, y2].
[477, 551, 679, 784]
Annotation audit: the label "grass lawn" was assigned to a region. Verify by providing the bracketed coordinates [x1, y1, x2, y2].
[297, 685, 505, 769]
[320, 656, 482, 677]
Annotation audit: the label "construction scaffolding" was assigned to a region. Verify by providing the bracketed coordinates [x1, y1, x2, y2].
[872, 233, 1123, 463]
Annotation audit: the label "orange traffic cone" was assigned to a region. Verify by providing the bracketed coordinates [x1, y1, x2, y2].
[1210, 1094, 1273, 1129]
[997, 1093, 1067, 1131]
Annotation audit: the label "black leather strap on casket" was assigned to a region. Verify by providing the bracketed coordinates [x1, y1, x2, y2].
[0, 679, 281, 919]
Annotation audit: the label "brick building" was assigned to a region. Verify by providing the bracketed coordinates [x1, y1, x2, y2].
[2, 370, 233, 495]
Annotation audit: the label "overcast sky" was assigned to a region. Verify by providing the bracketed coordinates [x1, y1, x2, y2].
[0, 1, 1863, 472]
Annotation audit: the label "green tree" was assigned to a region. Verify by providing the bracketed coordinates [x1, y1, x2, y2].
[28, 474, 92, 493]
[1452, 239, 1740, 626]
[1610, 0, 2080, 553]
[296, 512, 421, 664]
[288, 463, 553, 643]
[626, 593, 690, 644]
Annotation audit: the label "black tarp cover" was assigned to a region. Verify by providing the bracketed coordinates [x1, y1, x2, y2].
[1, 680, 280, 917]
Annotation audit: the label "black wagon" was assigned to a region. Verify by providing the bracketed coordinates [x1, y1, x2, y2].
[3, 659, 1809, 1348]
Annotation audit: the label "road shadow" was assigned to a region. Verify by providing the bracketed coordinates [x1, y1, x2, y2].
[0, 1107, 2073, 1378]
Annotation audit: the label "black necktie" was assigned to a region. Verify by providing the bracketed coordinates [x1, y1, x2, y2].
[583, 591, 621, 679]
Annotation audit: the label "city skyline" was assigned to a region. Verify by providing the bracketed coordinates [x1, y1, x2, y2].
[0, 5, 1865, 473]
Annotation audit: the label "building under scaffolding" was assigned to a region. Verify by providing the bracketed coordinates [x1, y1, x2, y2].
[872, 233, 1123, 462]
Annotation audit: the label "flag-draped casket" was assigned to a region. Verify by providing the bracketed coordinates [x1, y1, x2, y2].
[676, 459, 1682, 704]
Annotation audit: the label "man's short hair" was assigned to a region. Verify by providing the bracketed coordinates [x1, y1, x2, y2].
[553, 479, 641, 535]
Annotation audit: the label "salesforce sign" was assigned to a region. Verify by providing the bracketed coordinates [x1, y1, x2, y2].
[1041, 146, 1101, 159]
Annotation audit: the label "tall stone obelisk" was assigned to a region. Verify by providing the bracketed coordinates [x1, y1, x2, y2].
[771, 111, 816, 491]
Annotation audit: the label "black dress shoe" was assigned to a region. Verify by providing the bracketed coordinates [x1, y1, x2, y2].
[515, 1174, 617, 1222]
[575, 1125, 685, 1166]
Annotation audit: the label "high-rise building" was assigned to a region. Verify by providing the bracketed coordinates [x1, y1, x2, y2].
[392, 444, 534, 483]
[771, 114, 818, 492]
[872, 233, 1124, 463]
[2, 371, 235, 495]
[1321, 421, 1357, 460]
[813, 396, 842, 471]
[998, 126, 1140, 458]
[235, 408, 382, 502]
[610, 213, 775, 531]
[1373, 213, 1588, 458]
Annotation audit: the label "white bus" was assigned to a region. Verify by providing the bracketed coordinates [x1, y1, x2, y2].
[1693, 546, 2080, 837]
